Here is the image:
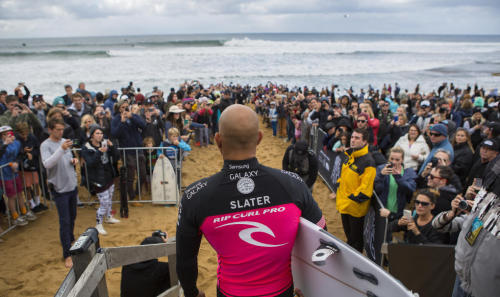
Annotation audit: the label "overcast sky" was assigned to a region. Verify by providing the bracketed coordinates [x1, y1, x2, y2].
[0, 0, 499, 38]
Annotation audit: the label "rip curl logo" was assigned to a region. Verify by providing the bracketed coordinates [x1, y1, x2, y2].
[216, 221, 287, 248]
[237, 177, 255, 194]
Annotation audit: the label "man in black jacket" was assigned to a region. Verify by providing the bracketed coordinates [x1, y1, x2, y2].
[121, 235, 171, 297]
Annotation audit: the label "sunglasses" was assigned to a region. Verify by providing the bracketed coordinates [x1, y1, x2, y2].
[357, 120, 367, 123]
[428, 174, 444, 180]
[415, 200, 431, 206]
[430, 132, 442, 137]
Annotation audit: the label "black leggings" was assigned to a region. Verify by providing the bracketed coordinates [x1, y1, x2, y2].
[341, 213, 365, 252]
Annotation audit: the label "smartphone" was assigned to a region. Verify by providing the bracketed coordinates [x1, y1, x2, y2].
[386, 162, 393, 168]
[394, 115, 399, 122]
[403, 209, 412, 219]
[473, 178, 482, 188]
[101, 140, 107, 149]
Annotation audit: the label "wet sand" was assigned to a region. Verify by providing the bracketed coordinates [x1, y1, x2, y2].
[0, 116, 344, 297]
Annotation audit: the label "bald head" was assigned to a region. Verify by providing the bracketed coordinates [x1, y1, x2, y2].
[216, 104, 262, 159]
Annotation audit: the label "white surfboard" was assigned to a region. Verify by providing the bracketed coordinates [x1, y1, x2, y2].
[151, 157, 179, 205]
[292, 218, 417, 297]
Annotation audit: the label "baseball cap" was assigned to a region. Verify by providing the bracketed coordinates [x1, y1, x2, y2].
[32, 94, 44, 102]
[420, 100, 431, 107]
[53, 97, 65, 106]
[480, 138, 500, 151]
[168, 105, 185, 113]
[324, 121, 336, 132]
[0, 126, 13, 134]
[430, 123, 448, 137]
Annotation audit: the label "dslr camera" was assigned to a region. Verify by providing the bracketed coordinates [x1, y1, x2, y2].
[458, 199, 472, 211]
[152, 230, 166, 238]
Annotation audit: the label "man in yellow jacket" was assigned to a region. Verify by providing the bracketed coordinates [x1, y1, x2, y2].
[333, 128, 376, 252]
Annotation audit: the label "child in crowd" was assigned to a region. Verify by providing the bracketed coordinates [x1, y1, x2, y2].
[81, 125, 120, 235]
[158, 128, 191, 165]
[143, 137, 158, 193]
[269, 101, 278, 136]
[0, 125, 37, 226]
[333, 131, 350, 152]
[15, 122, 47, 213]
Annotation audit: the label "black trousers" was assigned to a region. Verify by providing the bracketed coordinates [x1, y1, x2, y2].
[341, 213, 365, 252]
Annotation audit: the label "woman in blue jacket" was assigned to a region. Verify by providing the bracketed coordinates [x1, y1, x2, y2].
[374, 146, 417, 221]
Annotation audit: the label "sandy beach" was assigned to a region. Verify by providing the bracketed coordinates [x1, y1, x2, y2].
[0, 116, 345, 297]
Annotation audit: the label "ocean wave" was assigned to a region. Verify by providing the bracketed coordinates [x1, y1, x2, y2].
[0, 50, 111, 58]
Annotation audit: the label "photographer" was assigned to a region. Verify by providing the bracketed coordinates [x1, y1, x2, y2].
[431, 181, 498, 297]
[0, 95, 43, 138]
[93, 105, 112, 138]
[375, 147, 417, 221]
[120, 231, 171, 297]
[309, 98, 334, 131]
[111, 100, 146, 208]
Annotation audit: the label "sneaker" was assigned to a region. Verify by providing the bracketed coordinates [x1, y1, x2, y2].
[38, 203, 49, 211]
[24, 211, 37, 221]
[95, 224, 107, 235]
[14, 217, 28, 226]
[31, 205, 43, 213]
[105, 216, 121, 224]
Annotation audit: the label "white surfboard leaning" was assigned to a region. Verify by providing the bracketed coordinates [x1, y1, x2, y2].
[292, 218, 417, 297]
[151, 157, 179, 205]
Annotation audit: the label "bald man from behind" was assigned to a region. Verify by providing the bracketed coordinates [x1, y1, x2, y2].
[176, 104, 326, 297]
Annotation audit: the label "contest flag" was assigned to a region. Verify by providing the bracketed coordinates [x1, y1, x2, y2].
[315, 128, 346, 192]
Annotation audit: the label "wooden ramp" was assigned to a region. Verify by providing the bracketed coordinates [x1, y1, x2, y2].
[55, 227, 181, 297]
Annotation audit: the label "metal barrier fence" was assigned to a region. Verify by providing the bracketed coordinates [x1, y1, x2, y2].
[0, 161, 48, 237]
[0, 146, 182, 237]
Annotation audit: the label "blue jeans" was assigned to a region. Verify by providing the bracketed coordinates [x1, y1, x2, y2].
[271, 121, 277, 136]
[54, 188, 77, 258]
[452, 276, 473, 297]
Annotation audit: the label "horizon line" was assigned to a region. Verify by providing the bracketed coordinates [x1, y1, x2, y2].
[2, 31, 500, 40]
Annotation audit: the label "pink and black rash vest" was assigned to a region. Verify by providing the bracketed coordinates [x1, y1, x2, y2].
[176, 158, 324, 297]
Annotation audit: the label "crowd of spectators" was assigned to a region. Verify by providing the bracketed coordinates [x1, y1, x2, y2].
[0, 81, 250, 238]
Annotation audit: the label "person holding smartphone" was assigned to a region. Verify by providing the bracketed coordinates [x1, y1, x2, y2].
[40, 118, 79, 268]
[375, 147, 417, 222]
[388, 189, 444, 244]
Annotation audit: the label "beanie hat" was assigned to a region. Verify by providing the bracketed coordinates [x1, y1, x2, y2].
[53, 97, 65, 106]
[89, 124, 102, 138]
[430, 123, 448, 137]
[473, 97, 485, 107]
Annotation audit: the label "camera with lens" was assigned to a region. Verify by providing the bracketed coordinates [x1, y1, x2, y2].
[458, 199, 472, 211]
[152, 230, 166, 238]
[430, 157, 439, 167]
[72, 139, 80, 147]
[100, 111, 106, 116]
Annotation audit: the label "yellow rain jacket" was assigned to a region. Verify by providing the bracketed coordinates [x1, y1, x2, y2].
[336, 145, 376, 217]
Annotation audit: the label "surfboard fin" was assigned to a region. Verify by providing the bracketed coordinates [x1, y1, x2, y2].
[312, 238, 339, 266]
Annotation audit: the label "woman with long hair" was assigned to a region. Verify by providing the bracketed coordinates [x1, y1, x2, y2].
[451, 128, 474, 187]
[393, 123, 430, 171]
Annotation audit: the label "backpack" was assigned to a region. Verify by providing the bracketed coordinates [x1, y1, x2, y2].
[288, 149, 310, 177]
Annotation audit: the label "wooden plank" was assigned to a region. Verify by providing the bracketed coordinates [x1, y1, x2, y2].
[54, 268, 76, 297]
[156, 285, 180, 297]
[168, 252, 178, 286]
[67, 253, 108, 297]
[104, 242, 176, 269]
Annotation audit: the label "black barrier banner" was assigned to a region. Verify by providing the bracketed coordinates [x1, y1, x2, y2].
[388, 244, 456, 297]
[315, 129, 345, 192]
[363, 201, 387, 266]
